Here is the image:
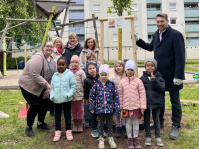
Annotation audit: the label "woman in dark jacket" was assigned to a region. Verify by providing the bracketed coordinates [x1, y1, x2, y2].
[140, 58, 165, 147]
[62, 32, 82, 66]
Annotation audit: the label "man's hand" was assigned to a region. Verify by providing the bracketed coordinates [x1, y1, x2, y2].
[134, 33, 139, 42]
[173, 78, 183, 85]
[90, 110, 94, 113]
[151, 72, 155, 79]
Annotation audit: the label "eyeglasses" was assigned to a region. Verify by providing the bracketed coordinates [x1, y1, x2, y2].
[45, 45, 54, 48]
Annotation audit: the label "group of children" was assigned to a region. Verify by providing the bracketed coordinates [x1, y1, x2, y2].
[50, 51, 165, 148]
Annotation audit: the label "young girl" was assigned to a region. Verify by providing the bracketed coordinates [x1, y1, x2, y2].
[118, 60, 146, 149]
[109, 60, 126, 138]
[140, 58, 165, 147]
[50, 56, 77, 142]
[90, 64, 120, 149]
[69, 55, 86, 132]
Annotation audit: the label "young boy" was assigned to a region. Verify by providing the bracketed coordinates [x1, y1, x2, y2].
[140, 58, 165, 147]
[83, 62, 99, 137]
[83, 52, 99, 72]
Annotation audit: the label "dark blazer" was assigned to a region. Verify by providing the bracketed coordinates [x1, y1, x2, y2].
[83, 73, 99, 100]
[140, 71, 165, 110]
[136, 26, 185, 91]
[62, 42, 83, 66]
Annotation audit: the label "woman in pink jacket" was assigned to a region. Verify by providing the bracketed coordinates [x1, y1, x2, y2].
[118, 60, 146, 149]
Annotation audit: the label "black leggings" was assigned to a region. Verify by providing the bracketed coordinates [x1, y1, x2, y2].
[20, 87, 49, 127]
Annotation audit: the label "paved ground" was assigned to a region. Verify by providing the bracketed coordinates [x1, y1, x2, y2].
[0, 68, 195, 87]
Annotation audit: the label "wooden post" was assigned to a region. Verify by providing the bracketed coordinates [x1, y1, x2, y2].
[0, 22, 10, 46]
[118, 28, 122, 60]
[3, 37, 6, 78]
[92, 14, 99, 46]
[24, 45, 27, 65]
[100, 21, 104, 64]
[32, 0, 45, 35]
[131, 18, 138, 77]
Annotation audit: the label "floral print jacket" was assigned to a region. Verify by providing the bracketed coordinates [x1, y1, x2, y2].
[89, 79, 120, 114]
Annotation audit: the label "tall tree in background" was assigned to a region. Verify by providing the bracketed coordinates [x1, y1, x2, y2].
[0, 0, 45, 49]
[107, 0, 133, 60]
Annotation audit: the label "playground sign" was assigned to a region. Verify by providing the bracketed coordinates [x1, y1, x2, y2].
[108, 17, 125, 29]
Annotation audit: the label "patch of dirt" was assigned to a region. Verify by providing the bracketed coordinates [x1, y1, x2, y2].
[44, 109, 187, 149]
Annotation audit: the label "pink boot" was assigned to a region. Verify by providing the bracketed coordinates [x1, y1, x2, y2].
[66, 130, 73, 141]
[72, 119, 78, 132]
[77, 119, 83, 132]
[53, 130, 61, 142]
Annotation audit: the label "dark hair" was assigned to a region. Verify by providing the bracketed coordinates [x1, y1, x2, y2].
[83, 37, 98, 49]
[57, 56, 68, 65]
[156, 13, 168, 21]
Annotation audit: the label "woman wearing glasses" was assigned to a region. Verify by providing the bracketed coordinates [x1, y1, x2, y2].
[18, 41, 57, 137]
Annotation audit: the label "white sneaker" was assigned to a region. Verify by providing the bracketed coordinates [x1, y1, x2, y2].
[108, 137, 117, 148]
[98, 137, 105, 149]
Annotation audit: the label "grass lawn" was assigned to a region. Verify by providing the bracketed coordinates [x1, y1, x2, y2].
[0, 84, 199, 148]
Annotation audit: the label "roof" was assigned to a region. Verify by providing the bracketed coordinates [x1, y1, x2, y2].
[35, 1, 69, 19]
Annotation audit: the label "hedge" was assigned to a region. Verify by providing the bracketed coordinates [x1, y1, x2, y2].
[6, 57, 31, 69]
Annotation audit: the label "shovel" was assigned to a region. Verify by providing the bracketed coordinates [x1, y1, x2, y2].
[18, 103, 29, 118]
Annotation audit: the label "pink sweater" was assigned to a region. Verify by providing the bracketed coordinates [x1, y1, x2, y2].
[118, 76, 146, 110]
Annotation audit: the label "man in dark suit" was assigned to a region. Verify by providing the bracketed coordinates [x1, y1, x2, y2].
[135, 13, 185, 140]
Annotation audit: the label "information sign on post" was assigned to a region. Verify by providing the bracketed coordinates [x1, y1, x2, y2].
[108, 17, 125, 29]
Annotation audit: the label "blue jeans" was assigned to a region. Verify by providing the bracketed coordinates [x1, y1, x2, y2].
[84, 101, 90, 122]
[159, 90, 181, 127]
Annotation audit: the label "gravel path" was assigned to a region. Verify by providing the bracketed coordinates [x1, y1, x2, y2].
[0, 68, 194, 87]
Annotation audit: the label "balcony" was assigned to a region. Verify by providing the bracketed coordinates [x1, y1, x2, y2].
[69, 12, 84, 20]
[186, 39, 199, 46]
[185, 24, 199, 32]
[147, 25, 157, 33]
[147, 0, 162, 3]
[147, 10, 162, 18]
[69, 27, 85, 35]
[184, 9, 199, 17]
[184, 0, 199, 2]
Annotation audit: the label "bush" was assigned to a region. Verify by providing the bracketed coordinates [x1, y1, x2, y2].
[6, 57, 31, 69]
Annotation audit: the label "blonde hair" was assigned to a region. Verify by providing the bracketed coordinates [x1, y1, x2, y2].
[53, 37, 64, 50]
[86, 52, 96, 60]
[83, 37, 98, 49]
[68, 32, 77, 39]
[114, 60, 126, 78]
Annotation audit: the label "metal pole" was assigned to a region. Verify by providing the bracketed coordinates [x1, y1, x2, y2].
[118, 28, 122, 60]
[52, 20, 60, 37]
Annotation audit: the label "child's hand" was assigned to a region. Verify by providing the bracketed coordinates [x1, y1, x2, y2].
[151, 72, 155, 79]
[85, 100, 89, 106]
[141, 109, 145, 113]
[90, 110, 94, 113]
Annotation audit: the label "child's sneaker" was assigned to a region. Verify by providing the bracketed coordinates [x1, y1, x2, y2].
[84, 120, 89, 128]
[133, 137, 141, 148]
[156, 137, 163, 147]
[98, 137, 105, 149]
[108, 137, 117, 148]
[91, 130, 98, 138]
[127, 138, 134, 148]
[145, 137, 151, 146]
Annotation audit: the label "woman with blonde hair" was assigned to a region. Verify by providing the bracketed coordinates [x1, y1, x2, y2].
[51, 37, 65, 61]
[79, 37, 100, 69]
[63, 33, 83, 66]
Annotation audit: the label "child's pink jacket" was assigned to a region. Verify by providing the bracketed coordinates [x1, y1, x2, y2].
[118, 76, 146, 110]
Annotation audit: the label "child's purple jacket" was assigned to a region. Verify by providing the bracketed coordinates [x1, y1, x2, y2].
[89, 79, 120, 114]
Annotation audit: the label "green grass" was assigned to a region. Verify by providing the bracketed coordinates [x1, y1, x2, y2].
[1, 84, 199, 149]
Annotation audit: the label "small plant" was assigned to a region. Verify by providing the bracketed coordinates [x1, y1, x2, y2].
[68, 143, 84, 149]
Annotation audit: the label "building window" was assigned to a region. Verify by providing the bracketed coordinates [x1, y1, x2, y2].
[93, 4, 101, 12]
[148, 34, 153, 42]
[69, 9, 84, 12]
[185, 20, 199, 25]
[147, 4, 161, 11]
[77, 35, 85, 43]
[184, 3, 198, 10]
[131, 4, 138, 11]
[113, 34, 118, 42]
[170, 18, 177, 25]
[169, 3, 176, 10]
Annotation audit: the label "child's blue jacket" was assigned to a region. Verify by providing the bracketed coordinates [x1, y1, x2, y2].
[89, 79, 120, 114]
[50, 69, 77, 103]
